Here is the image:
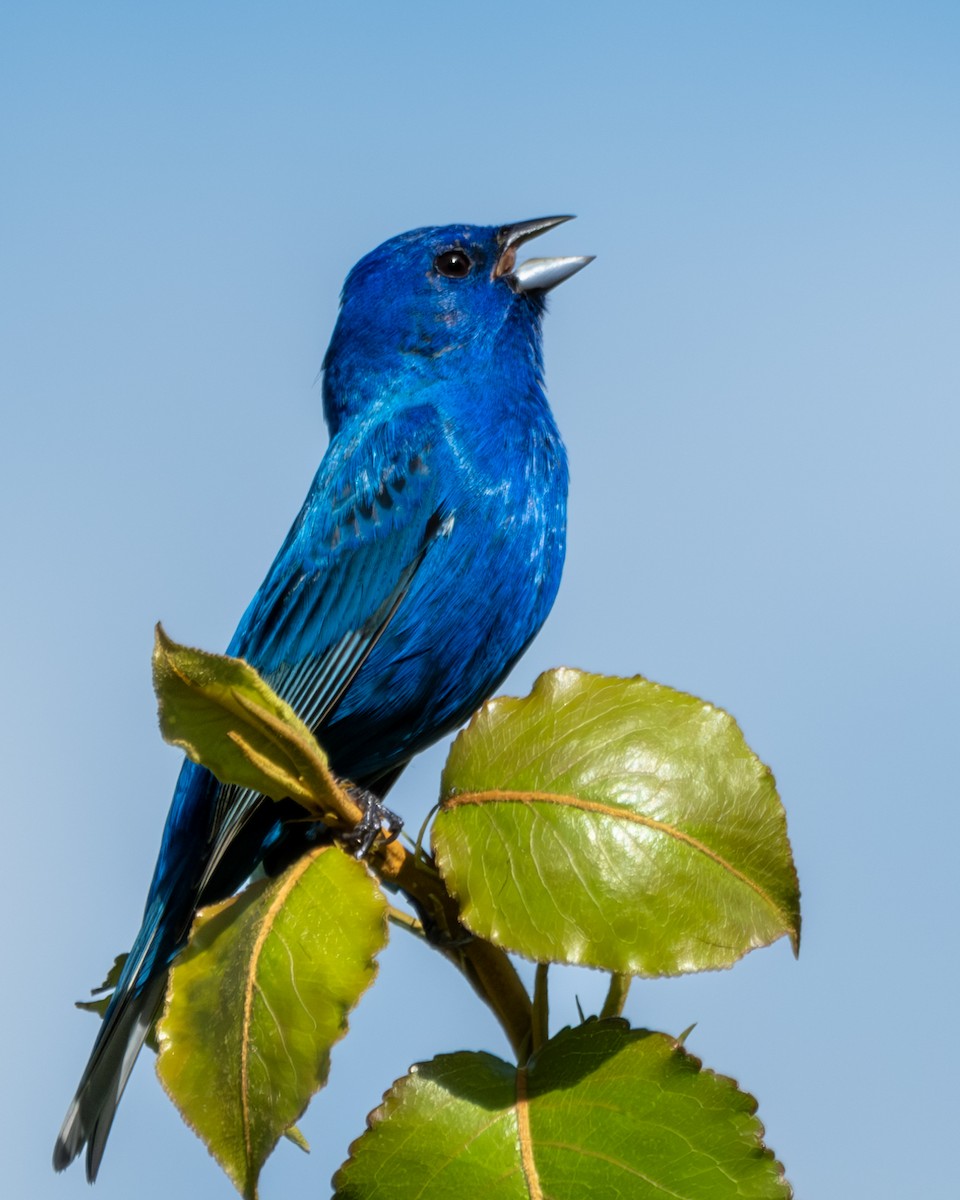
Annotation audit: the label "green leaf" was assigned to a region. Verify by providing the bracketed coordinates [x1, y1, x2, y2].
[433, 669, 799, 976]
[152, 624, 345, 819]
[74, 954, 128, 1019]
[156, 845, 387, 1200]
[334, 1019, 791, 1199]
[283, 1124, 310, 1153]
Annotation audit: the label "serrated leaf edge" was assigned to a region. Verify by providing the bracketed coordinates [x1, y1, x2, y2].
[335, 1024, 792, 1200]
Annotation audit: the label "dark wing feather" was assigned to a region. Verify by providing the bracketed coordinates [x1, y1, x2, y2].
[198, 405, 448, 888]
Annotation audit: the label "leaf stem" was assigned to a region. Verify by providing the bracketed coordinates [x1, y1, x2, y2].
[386, 905, 425, 938]
[531, 964, 549, 1057]
[600, 972, 631, 1019]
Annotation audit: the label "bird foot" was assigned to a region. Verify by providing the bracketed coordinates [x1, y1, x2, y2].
[341, 787, 403, 858]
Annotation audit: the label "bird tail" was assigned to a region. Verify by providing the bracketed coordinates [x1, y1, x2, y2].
[53, 967, 167, 1180]
[53, 890, 179, 1182]
[53, 764, 286, 1178]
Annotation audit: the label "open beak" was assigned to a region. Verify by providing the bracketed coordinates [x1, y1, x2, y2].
[494, 215, 594, 293]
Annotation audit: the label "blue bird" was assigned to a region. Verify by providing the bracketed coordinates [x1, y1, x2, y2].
[54, 217, 591, 1179]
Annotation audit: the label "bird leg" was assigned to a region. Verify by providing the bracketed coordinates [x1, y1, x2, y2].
[340, 785, 403, 858]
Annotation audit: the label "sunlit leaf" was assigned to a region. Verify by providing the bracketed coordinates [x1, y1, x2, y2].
[434, 669, 799, 975]
[152, 624, 346, 821]
[157, 845, 387, 1199]
[283, 1124, 310, 1152]
[334, 1019, 791, 1199]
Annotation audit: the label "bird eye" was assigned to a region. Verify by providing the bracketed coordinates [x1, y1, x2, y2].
[434, 248, 473, 279]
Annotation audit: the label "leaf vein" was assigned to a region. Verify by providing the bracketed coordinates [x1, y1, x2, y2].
[448, 790, 790, 927]
[240, 848, 325, 1177]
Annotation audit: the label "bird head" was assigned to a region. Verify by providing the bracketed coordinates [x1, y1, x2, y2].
[322, 218, 592, 429]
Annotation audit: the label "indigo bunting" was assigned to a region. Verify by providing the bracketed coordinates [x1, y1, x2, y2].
[54, 217, 591, 1179]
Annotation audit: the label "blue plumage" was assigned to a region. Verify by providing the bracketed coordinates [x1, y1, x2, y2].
[54, 218, 591, 1179]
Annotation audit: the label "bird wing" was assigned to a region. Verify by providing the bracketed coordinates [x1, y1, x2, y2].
[56, 407, 451, 1181]
[197, 402, 449, 887]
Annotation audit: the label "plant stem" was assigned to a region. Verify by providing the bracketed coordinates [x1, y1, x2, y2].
[600, 972, 631, 1019]
[377, 836, 533, 1060]
[386, 905, 424, 937]
[531, 964, 549, 1057]
[457, 938, 533, 1061]
[281, 759, 534, 1059]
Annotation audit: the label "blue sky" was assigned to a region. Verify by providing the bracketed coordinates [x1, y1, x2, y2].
[3, 3, 958, 1197]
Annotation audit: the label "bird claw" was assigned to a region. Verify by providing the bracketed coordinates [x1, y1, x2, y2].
[341, 787, 403, 858]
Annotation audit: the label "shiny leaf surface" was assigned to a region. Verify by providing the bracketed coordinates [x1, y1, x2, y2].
[334, 1019, 791, 1199]
[433, 669, 799, 975]
[153, 624, 345, 820]
[157, 846, 386, 1199]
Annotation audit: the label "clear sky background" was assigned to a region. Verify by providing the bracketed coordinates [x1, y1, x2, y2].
[3, 3, 958, 1197]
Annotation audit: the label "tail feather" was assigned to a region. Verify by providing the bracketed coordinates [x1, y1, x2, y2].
[54, 972, 167, 1180]
[53, 766, 289, 1178]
